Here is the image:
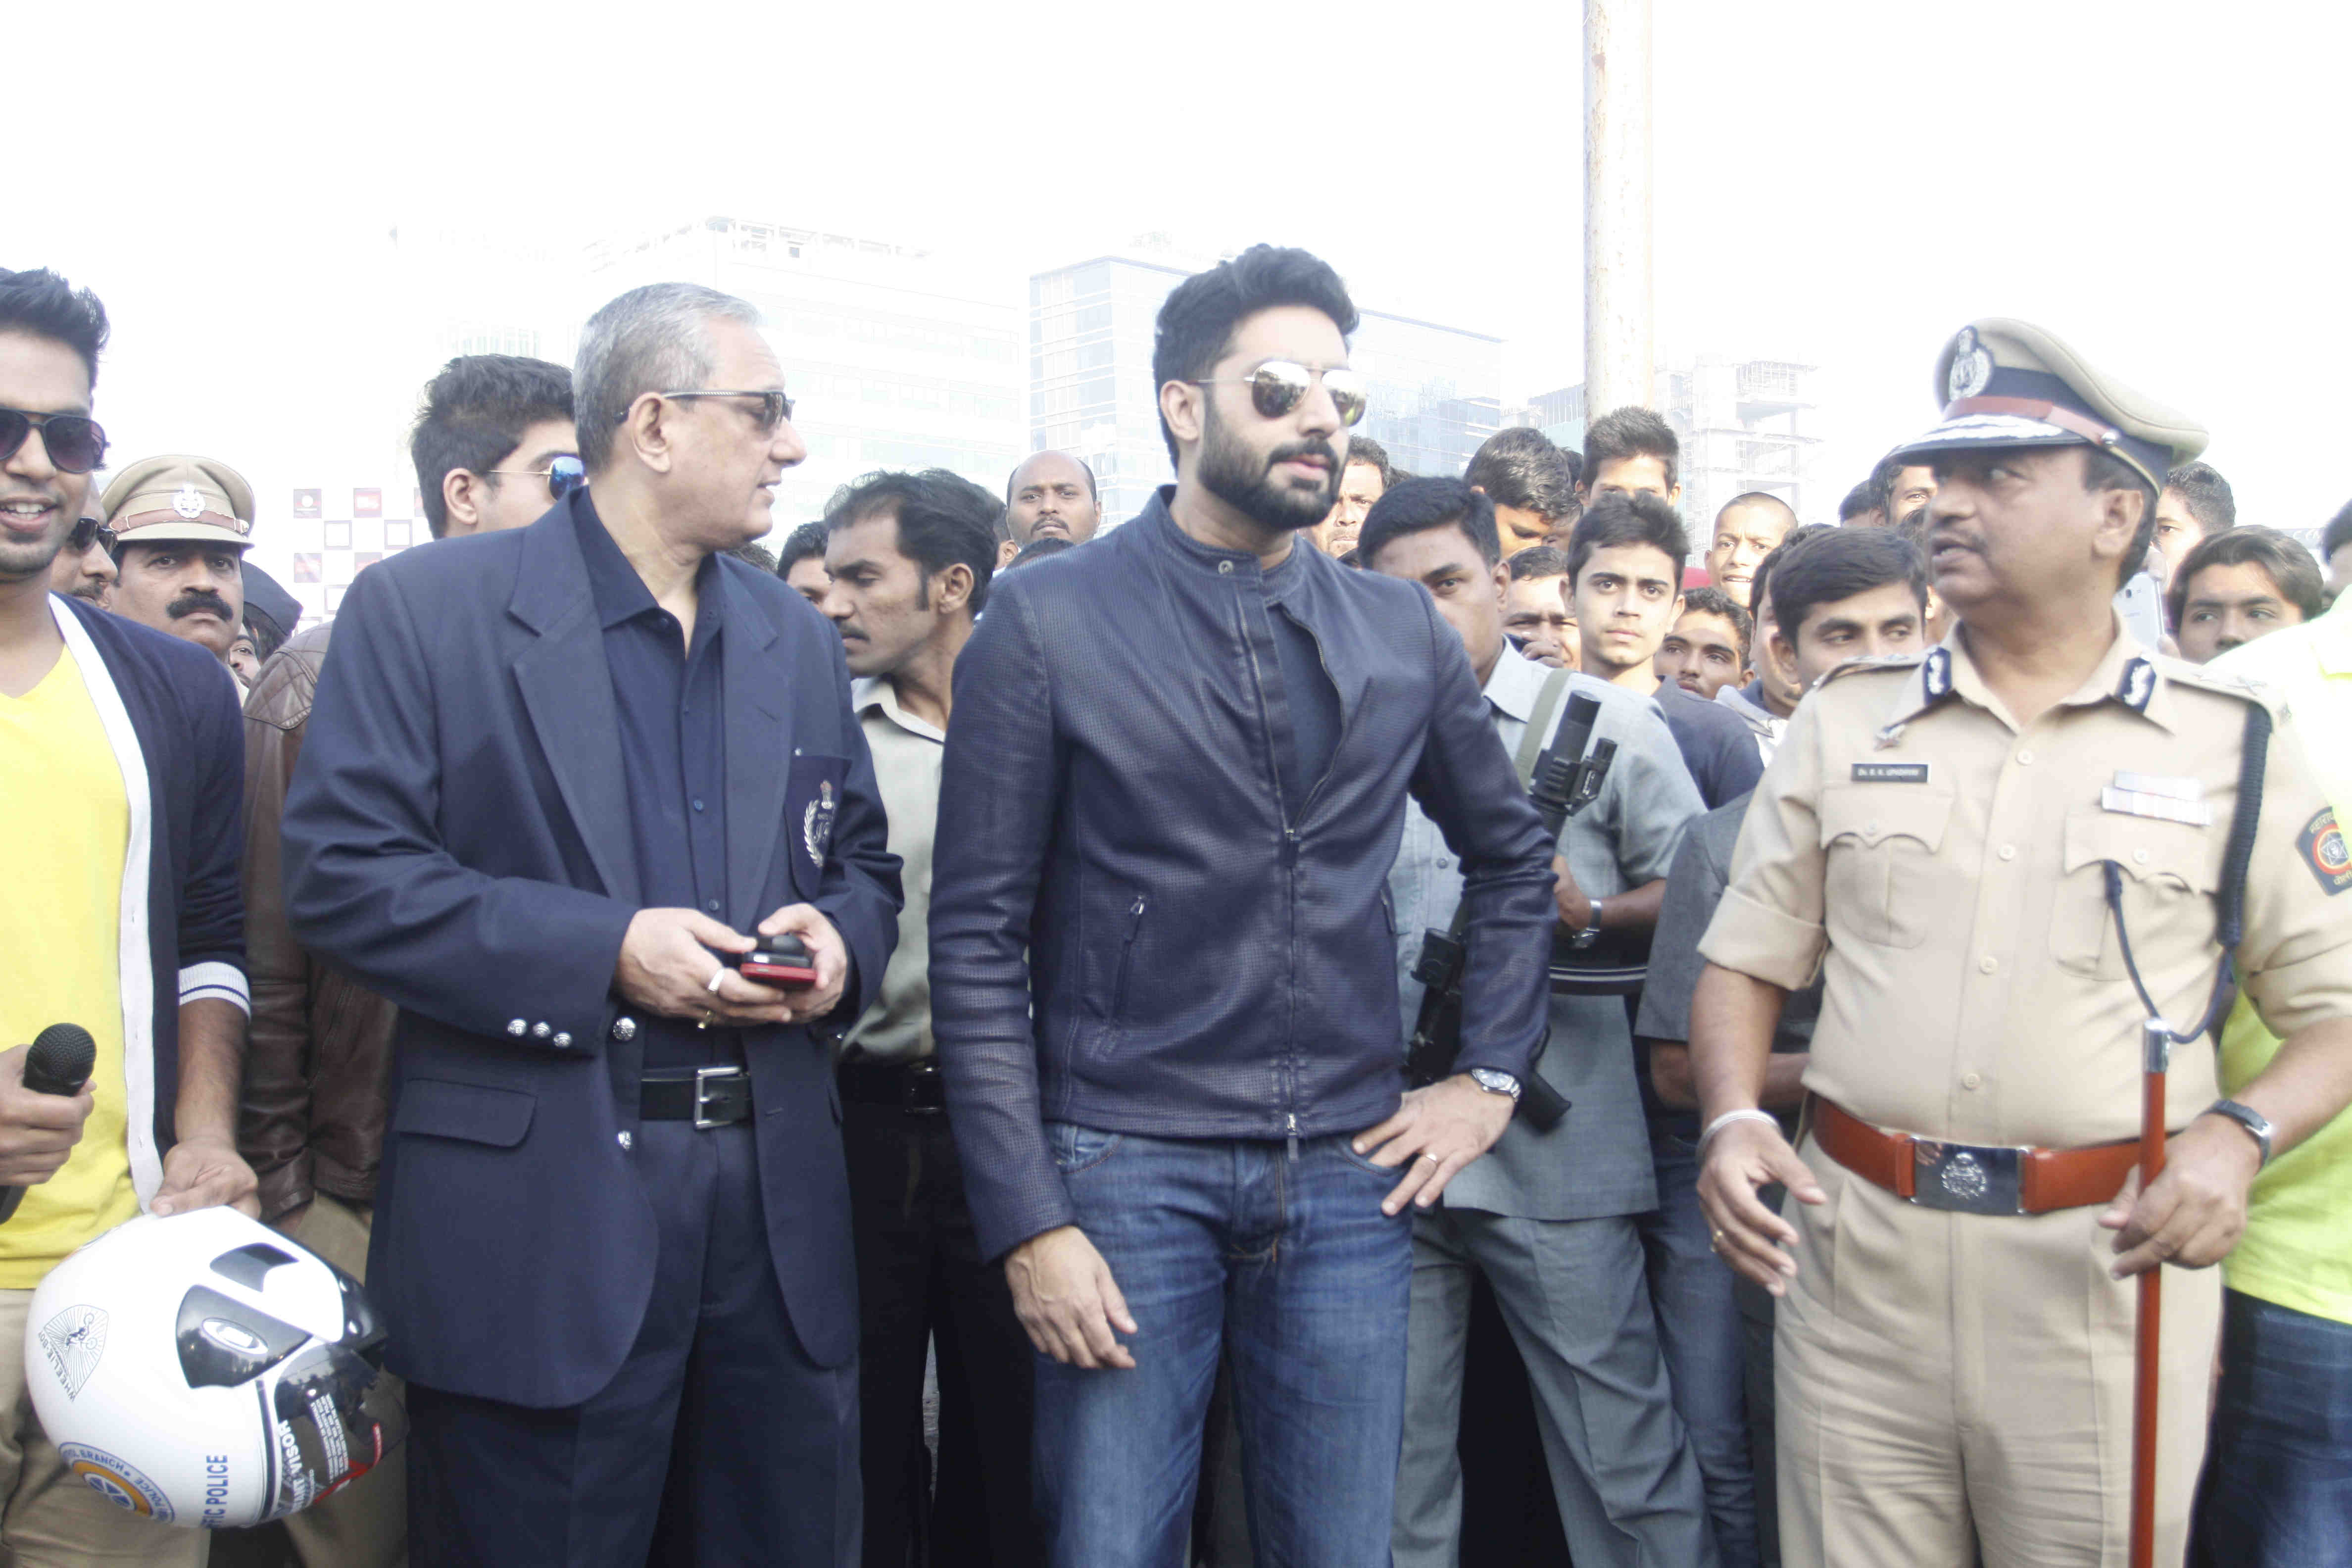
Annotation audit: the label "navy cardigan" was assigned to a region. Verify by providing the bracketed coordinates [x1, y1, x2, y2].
[52, 595, 247, 1202]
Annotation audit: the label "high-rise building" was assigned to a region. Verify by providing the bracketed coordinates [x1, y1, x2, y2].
[1529, 356, 1819, 530]
[1028, 245, 1504, 526]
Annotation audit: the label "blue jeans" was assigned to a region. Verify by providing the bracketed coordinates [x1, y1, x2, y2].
[1030, 1123, 1412, 1568]
[2191, 1289, 2352, 1568]
[1636, 1123, 1763, 1568]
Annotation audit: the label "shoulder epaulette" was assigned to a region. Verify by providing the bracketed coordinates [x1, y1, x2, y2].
[1813, 652, 1924, 690]
[2148, 653, 2284, 715]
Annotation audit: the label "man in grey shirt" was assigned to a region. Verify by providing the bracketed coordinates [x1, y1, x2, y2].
[821, 470, 1036, 1568]
[1365, 478, 1718, 1568]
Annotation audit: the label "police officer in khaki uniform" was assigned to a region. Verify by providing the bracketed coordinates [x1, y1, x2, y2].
[1686, 319, 2352, 1568]
[100, 455, 255, 679]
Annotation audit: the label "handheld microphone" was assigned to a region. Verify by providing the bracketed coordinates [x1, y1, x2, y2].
[0, 1024, 95, 1224]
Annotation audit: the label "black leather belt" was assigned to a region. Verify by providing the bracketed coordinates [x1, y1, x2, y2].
[640, 1066, 752, 1127]
[837, 1058, 946, 1115]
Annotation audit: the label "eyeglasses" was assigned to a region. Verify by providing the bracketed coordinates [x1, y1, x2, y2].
[486, 454, 588, 502]
[1188, 361, 1368, 427]
[0, 408, 109, 475]
[66, 518, 117, 555]
[628, 390, 796, 433]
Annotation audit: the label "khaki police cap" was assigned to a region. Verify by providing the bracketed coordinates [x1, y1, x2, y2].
[101, 455, 256, 550]
[1893, 318, 2206, 492]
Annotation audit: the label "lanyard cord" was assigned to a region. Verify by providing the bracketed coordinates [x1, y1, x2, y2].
[2102, 701, 2272, 1047]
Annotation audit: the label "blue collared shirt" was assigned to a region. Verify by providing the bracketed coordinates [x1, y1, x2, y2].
[575, 498, 734, 1068]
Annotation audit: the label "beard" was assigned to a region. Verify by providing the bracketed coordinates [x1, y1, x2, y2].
[1197, 403, 1341, 535]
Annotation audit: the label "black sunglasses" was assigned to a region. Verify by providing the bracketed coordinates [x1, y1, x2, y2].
[1189, 361, 1368, 427]
[628, 389, 796, 433]
[486, 454, 588, 502]
[66, 517, 117, 555]
[0, 408, 108, 475]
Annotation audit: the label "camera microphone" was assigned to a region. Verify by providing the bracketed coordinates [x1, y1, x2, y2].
[0, 1024, 96, 1224]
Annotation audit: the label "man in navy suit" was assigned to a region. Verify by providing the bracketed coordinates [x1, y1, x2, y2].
[282, 282, 902, 1566]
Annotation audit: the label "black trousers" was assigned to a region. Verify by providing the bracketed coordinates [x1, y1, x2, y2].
[405, 1119, 859, 1567]
[842, 1093, 1038, 1568]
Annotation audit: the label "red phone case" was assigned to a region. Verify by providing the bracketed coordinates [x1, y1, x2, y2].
[741, 952, 817, 986]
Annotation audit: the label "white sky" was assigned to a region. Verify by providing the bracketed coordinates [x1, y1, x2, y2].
[21, 0, 2352, 554]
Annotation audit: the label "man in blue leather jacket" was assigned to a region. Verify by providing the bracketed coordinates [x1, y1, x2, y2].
[930, 245, 1558, 1568]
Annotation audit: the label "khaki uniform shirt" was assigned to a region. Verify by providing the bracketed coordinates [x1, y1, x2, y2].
[1701, 614, 2352, 1148]
[841, 677, 944, 1065]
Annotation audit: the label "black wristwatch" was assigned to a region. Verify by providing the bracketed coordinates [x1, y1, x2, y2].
[2204, 1099, 2274, 1168]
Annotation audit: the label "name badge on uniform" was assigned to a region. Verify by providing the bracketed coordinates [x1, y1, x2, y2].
[803, 781, 836, 870]
[2101, 771, 2212, 827]
[1852, 763, 1930, 784]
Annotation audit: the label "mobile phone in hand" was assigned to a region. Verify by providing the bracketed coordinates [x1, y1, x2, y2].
[737, 935, 817, 988]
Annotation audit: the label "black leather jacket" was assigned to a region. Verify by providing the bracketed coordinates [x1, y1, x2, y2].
[931, 490, 1557, 1260]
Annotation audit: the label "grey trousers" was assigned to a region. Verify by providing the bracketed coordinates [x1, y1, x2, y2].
[1394, 1206, 1720, 1568]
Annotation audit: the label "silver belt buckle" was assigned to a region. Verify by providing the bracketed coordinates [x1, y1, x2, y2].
[1911, 1140, 2026, 1215]
[693, 1065, 744, 1130]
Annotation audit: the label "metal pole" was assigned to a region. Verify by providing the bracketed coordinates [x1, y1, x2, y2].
[1584, 0, 1655, 417]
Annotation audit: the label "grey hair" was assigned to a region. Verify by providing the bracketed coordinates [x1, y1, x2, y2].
[574, 282, 764, 473]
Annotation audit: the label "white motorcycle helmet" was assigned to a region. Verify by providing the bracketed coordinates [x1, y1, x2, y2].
[25, 1206, 396, 1528]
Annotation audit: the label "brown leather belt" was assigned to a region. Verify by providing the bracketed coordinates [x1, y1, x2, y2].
[1812, 1096, 2139, 1216]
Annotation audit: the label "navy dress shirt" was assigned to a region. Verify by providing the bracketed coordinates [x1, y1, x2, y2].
[1263, 549, 1342, 805]
[576, 500, 737, 1069]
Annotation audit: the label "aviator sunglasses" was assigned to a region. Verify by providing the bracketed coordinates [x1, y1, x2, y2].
[0, 408, 109, 475]
[1189, 361, 1368, 427]
[626, 389, 797, 433]
[66, 518, 117, 555]
[486, 453, 589, 502]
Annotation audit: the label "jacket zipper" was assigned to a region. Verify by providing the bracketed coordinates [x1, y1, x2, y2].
[1235, 591, 1302, 1142]
[1110, 894, 1146, 1022]
[1274, 602, 1351, 1152]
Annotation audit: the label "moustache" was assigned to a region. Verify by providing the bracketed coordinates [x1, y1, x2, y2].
[167, 592, 236, 622]
[1264, 440, 1340, 481]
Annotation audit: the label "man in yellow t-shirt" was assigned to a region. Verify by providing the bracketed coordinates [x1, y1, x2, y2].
[0, 266, 255, 1565]
[2195, 587, 2352, 1566]
[0, 651, 137, 1284]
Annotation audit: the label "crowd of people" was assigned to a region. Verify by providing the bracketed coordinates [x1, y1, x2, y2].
[0, 245, 2348, 1568]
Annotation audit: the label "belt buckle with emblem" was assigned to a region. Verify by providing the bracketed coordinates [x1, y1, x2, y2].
[1911, 1139, 2025, 1215]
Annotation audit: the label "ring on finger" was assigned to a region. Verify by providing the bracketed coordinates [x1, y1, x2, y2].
[1417, 1152, 1441, 1165]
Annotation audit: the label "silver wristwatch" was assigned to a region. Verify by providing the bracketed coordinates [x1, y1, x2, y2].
[2204, 1099, 2274, 1168]
[1468, 1068, 1522, 1104]
[1570, 896, 1606, 950]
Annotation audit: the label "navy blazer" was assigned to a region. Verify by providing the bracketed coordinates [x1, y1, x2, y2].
[281, 496, 901, 1408]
